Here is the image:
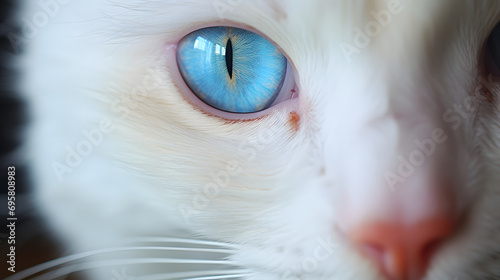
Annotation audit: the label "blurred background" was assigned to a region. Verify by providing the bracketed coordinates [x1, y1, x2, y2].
[0, 1, 70, 279]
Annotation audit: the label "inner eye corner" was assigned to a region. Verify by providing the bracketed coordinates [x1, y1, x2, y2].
[483, 22, 500, 78]
[473, 23, 500, 106]
[175, 25, 296, 117]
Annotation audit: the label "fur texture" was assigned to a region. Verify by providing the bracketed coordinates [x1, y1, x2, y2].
[18, 0, 500, 279]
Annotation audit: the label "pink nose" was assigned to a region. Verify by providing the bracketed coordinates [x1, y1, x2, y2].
[348, 218, 455, 280]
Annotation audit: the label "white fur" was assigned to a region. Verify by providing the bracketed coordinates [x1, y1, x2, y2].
[18, 0, 500, 279]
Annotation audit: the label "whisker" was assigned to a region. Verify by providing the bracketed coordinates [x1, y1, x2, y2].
[4, 246, 235, 280]
[122, 246, 234, 254]
[182, 274, 252, 280]
[27, 258, 239, 280]
[128, 237, 240, 249]
[137, 269, 252, 280]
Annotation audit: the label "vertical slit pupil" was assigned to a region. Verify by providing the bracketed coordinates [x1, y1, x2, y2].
[226, 38, 233, 79]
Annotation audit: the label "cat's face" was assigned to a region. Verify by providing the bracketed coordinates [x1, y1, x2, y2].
[23, 0, 500, 279]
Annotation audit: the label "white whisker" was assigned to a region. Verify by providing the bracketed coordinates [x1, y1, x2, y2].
[136, 269, 252, 280]
[128, 237, 240, 249]
[26, 258, 239, 280]
[182, 274, 252, 280]
[4, 247, 235, 280]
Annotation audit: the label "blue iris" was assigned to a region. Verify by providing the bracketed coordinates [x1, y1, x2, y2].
[177, 27, 287, 113]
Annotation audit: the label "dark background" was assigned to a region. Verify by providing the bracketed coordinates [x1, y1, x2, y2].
[0, 1, 70, 279]
[0, 0, 27, 192]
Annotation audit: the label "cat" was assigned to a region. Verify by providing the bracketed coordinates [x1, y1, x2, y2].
[10, 0, 500, 279]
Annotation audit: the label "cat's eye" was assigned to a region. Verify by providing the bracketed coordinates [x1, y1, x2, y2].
[176, 26, 290, 114]
[485, 22, 500, 75]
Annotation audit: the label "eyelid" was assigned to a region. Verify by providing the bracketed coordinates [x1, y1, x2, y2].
[166, 42, 299, 120]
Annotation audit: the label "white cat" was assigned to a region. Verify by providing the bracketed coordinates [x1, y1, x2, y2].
[11, 0, 500, 279]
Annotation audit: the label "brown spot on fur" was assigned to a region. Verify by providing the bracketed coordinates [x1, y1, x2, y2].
[288, 112, 300, 132]
[319, 166, 326, 176]
[476, 77, 497, 107]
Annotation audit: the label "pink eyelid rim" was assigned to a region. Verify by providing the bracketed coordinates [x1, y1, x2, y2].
[164, 26, 300, 120]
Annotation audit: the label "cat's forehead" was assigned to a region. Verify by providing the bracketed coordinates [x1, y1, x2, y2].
[103, 0, 500, 71]
[105, 1, 500, 57]
[246, 0, 500, 56]
[107, 1, 497, 36]
[245, 0, 500, 31]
